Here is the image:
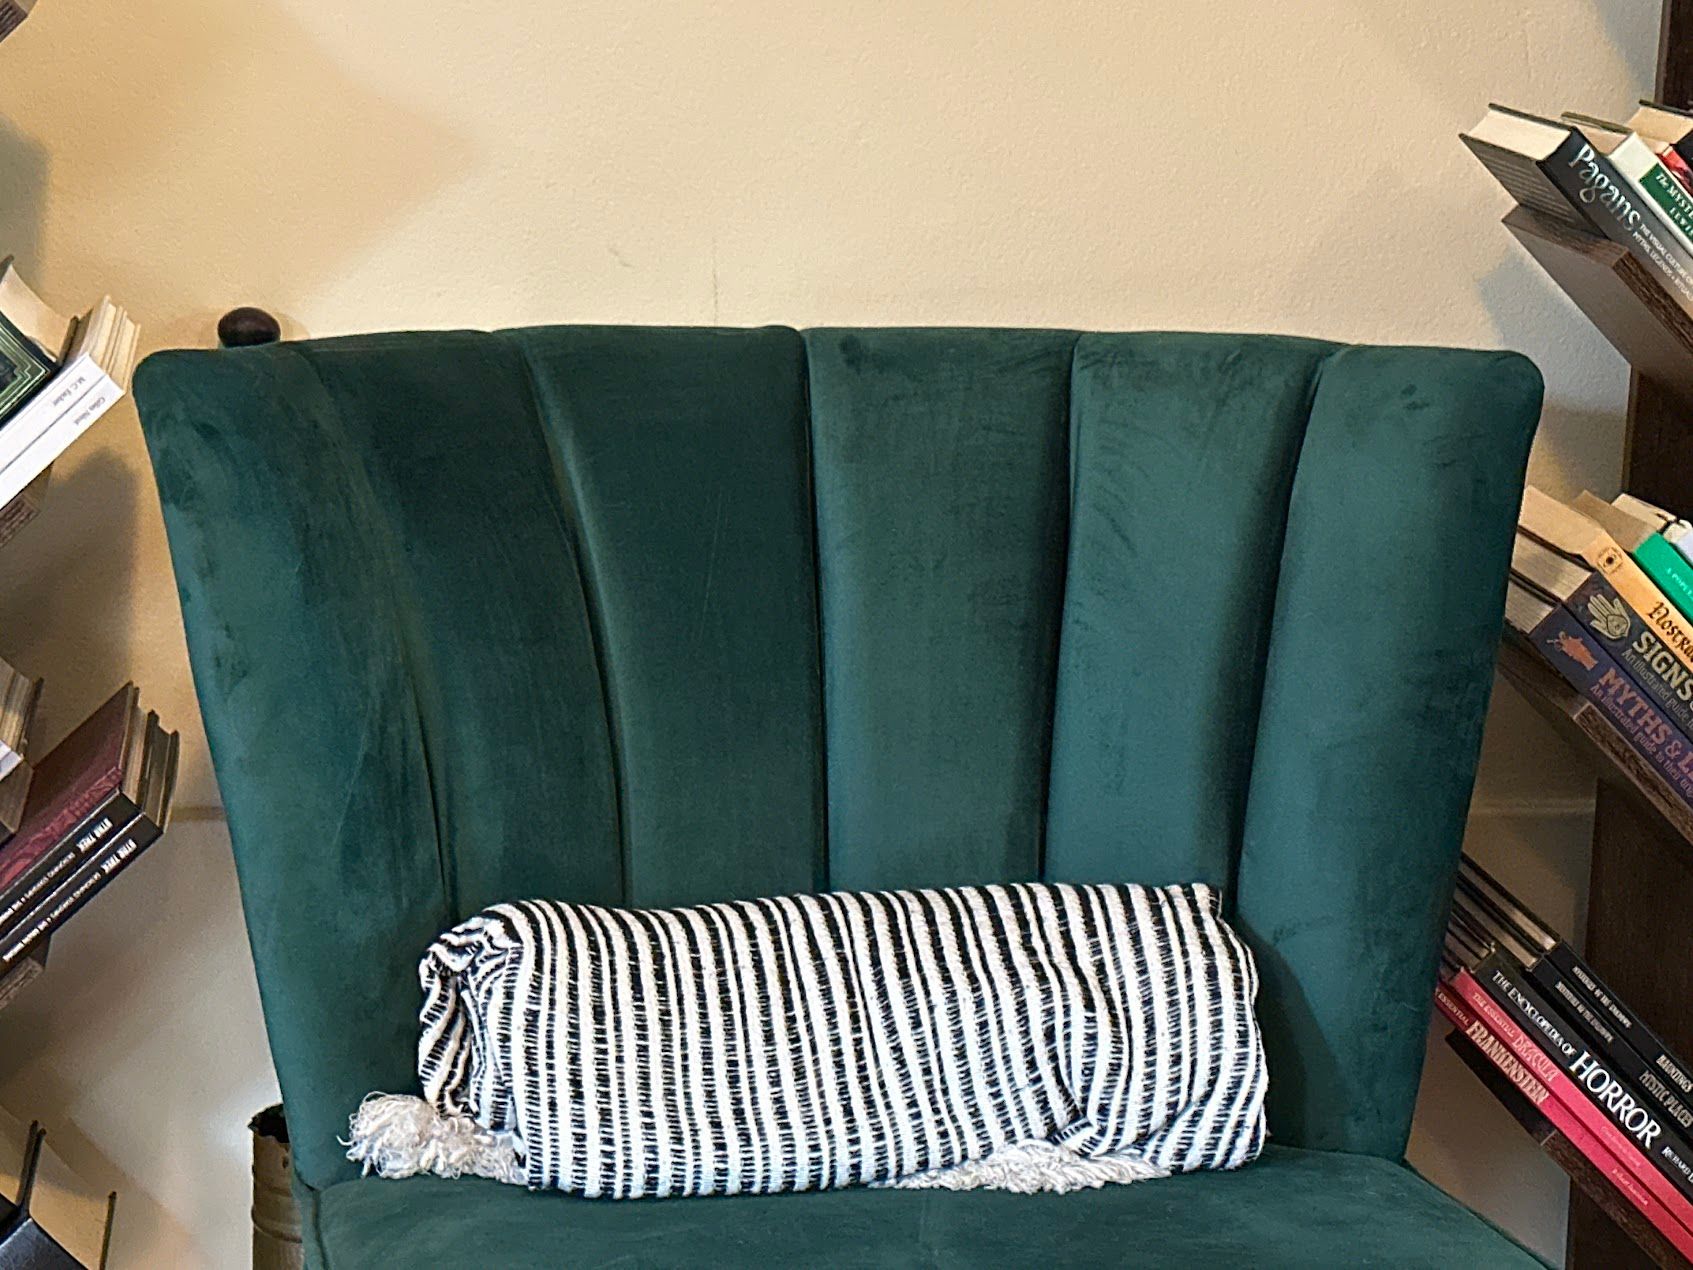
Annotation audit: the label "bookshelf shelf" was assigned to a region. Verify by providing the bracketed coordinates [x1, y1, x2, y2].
[1503, 206, 1693, 406]
[1447, 1029, 1689, 1270]
[1484, 5, 1693, 1265]
[1496, 637, 1693, 850]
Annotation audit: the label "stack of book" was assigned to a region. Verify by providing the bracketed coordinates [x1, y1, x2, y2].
[0, 260, 138, 538]
[1464, 100, 1693, 319]
[1450, 479, 1693, 1258]
[1507, 484, 1693, 830]
[1441, 857, 1693, 1263]
[0, 683, 177, 991]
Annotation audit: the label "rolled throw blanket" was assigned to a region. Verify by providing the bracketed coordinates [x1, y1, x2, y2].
[346, 881, 1268, 1198]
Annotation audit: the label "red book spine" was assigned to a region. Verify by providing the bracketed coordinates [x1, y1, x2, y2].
[1436, 983, 1693, 1260]
[1449, 969, 1693, 1245]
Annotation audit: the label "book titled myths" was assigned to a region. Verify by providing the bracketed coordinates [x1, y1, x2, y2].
[1563, 572, 1693, 743]
[1522, 603, 1693, 806]
[1523, 602, 1693, 799]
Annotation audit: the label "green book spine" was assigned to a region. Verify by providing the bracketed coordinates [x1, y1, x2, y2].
[1643, 163, 1693, 246]
[1635, 533, 1693, 621]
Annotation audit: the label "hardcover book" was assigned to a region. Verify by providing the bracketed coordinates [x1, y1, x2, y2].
[1444, 954, 1693, 1221]
[1452, 889, 1693, 1138]
[1575, 492, 1693, 622]
[1519, 487, 1693, 686]
[1461, 855, 1693, 1113]
[1438, 986, 1693, 1259]
[0, 685, 140, 909]
[1504, 580, 1693, 811]
[1511, 532, 1693, 744]
[1631, 100, 1693, 194]
[1463, 105, 1693, 314]
[0, 715, 177, 966]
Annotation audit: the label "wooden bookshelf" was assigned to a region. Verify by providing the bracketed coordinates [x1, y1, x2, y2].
[1485, 5, 1693, 1265]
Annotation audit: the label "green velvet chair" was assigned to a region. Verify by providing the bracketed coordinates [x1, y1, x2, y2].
[133, 327, 1544, 1268]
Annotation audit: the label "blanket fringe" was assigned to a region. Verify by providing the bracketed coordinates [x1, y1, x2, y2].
[346, 1096, 1166, 1195]
[344, 1094, 525, 1185]
[883, 1139, 1168, 1194]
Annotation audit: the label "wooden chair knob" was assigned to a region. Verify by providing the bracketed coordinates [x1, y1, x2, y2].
[218, 307, 282, 348]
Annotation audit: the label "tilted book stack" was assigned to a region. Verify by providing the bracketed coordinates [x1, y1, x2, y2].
[0, 684, 178, 976]
[0, 260, 139, 539]
[1441, 856, 1693, 1264]
[1464, 100, 1693, 327]
[1437, 479, 1693, 1262]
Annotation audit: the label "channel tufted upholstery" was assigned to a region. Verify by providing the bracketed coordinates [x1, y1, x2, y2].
[135, 327, 1544, 1268]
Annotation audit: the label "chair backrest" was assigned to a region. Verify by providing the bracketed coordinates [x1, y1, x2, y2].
[134, 327, 1540, 1190]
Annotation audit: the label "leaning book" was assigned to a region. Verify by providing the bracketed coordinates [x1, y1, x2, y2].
[1503, 579, 1693, 812]
[0, 296, 139, 512]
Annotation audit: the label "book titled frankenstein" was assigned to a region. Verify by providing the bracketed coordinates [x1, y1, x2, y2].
[1436, 981, 1693, 1258]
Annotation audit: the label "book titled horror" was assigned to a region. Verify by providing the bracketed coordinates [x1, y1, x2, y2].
[1445, 965, 1693, 1233]
[1437, 983, 1693, 1260]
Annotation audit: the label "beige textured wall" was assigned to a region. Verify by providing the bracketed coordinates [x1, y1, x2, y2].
[0, 1, 1660, 1264]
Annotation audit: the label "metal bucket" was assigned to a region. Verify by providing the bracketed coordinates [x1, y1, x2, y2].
[250, 1105, 303, 1270]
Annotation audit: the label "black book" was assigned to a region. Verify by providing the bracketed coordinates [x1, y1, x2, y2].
[1443, 1027, 1688, 1269]
[1460, 854, 1693, 1112]
[1446, 929, 1693, 1209]
[0, 814, 164, 968]
[1452, 893, 1693, 1142]
[1462, 104, 1693, 315]
[0, 719, 177, 967]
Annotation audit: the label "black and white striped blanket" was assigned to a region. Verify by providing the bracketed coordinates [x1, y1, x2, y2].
[346, 881, 1267, 1198]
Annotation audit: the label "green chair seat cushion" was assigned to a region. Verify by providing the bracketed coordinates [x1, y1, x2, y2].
[306, 1146, 1543, 1269]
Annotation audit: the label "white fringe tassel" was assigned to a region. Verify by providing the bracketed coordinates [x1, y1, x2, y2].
[883, 1139, 1168, 1193]
[344, 1094, 525, 1185]
[345, 1094, 1167, 1195]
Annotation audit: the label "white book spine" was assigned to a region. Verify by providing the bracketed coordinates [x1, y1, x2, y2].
[0, 354, 102, 473]
[0, 367, 124, 510]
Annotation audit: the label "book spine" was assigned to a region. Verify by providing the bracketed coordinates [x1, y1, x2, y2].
[1635, 534, 1693, 620]
[0, 816, 160, 966]
[1436, 984, 1693, 1258]
[1465, 957, 1693, 1208]
[0, 795, 135, 932]
[0, 366, 122, 510]
[1526, 603, 1693, 808]
[0, 354, 99, 472]
[1544, 130, 1693, 313]
[1613, 134, 1693, 254]
[1663, 144, 1693, 196]
[1524, 955, 1693, 1134]
[1450, 967, 1693, 1227]
[1577, 537, 1693, 678]
[1565, 573, 1693, 742]
[1545, 942, 1693, 1101]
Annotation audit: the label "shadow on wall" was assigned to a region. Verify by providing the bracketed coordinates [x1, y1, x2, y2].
[1475, 251, 1629, 491]
[0, 451, 142, 736]
[0, 116, 46, 279]
[1, 0, 477, 347]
